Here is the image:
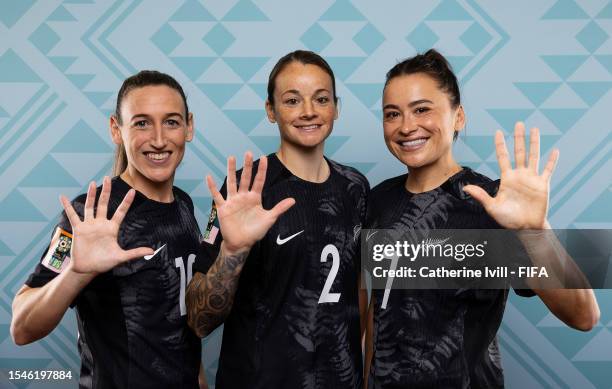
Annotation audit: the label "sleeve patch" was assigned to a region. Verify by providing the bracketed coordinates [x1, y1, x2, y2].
[201, 205, 220, 245]
[42, 227, 73, 273]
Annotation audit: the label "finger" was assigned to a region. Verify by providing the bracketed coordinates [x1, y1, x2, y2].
[111, 189, 135, 225]
[206, 175, 225, 206]
[251, 155, 268, 194]
[528, 127, 540, 173]
[494, 130, 512, 173]
[269, 197, 296, 219]
[238, 151, 253, 193]
[226, 156, 237, 197]
[60, 195, 81, 226]
[83, 181, 96, 220]
[97, 176, 111, 219]
[513, 122, 526, 169]
[542, 148, 560, 181]
[120, 246, 154, 262]
[463, 185, 493, 209]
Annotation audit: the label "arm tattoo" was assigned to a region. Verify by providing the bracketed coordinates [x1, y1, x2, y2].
[186, 247, 248, 338]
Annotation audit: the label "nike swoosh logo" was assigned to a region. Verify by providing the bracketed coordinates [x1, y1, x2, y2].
[276, 230, 304, 245]
[144, 244, 166, 260]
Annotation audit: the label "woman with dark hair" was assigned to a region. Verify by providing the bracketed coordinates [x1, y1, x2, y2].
[11, 70, 209, 388]
[186, 50, 369, 388]
[364, 49, 599, 388]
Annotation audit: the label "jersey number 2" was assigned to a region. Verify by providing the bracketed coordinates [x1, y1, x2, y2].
[318, 244, 341, 304]
[175, 254, 196, 316]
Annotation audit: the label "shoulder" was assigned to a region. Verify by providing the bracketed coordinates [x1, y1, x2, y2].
[327, 158, 370, 193]
[445, 167, 500, 200]
[173, 185, 195, 213]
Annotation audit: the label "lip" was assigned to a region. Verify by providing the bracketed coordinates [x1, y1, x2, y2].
[396, 137, 428, 152]
[143, 151, 172, 164]
[293, 124, 323, 132]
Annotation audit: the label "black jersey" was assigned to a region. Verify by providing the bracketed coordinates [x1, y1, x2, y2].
[197, 153, 369, 389]
[25, 177, 205, 389]
[367, 167, 533, 389]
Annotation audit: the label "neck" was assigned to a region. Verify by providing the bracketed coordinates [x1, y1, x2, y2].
[120, 167, 174, 202]
[405, 154, 462, 193]
[276, 141, 329, 183]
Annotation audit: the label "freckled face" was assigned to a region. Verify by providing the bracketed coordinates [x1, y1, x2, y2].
[266, 62, 338, 150]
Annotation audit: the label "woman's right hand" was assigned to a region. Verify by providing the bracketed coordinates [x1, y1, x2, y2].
[206, 152, 295, 255]
[60, 176, 154, 275]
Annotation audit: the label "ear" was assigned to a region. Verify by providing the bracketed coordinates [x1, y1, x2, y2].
[185, 112, 194, 142]
[110, 115, 123, 145]
[454, 105, 465, 134]
[265, 100, 276, 123]
[334, 97, 340, 120]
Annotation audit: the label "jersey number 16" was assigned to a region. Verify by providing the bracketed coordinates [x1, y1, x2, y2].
[175, 254, 195, 316]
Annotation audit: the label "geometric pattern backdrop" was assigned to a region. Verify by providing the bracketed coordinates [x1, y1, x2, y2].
[0, 1, 610, 388]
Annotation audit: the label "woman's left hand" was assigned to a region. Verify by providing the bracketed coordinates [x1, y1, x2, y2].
[463, 122, 559, 230]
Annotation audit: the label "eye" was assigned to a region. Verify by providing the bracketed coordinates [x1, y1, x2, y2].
[384, 111, 400, 120]
[133, 120, 148, 128]
[165, 119, 181, 127]
[316, 96, 330, 105]
[284, 98, 299, 105]
[414, 106, 430, 114]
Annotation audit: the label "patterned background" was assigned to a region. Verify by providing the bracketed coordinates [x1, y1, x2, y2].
[0, 0, 610, 388]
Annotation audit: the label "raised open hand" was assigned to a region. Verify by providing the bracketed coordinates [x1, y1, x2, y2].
[60, 176, 154, 274]
[207, 152, 295, 254]
[463, 122, 559, 230]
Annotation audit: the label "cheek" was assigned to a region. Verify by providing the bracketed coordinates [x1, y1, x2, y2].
[382, 123, 394, 142]
[322, 106, 337, 120]
[415, 114, 437, 129]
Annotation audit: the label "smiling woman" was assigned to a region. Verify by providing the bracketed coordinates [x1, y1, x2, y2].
[186, 50, 370, 389]
[11, 70, 210, 389]
[110, 72, 193, 202]
[364, 49, 599, 389]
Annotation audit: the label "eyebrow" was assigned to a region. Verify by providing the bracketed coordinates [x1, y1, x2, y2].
[130, 112, 184, 121]
[281, 88, 331, 96]
[382, 99, 433, 110]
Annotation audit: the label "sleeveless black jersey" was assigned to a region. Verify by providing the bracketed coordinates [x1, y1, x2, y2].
[26, 177, 204, 389]
[197, 154, 369, 389]
[367, 167, 533, 389]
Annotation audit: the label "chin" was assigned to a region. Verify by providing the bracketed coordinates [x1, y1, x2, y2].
[141, 169, 175, 185]
[285, 135, 327, 150]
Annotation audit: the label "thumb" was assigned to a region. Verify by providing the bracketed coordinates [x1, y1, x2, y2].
[270, 197, 296, 219]
[120, 247, 154, 262]
[463, 185, 493, 208]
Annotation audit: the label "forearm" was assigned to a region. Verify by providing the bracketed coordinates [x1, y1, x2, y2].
[186, 242, 250, 338]
[518, 228, 599, 330]
[535, 288, 599, 331]
[11, 269, 93, 345]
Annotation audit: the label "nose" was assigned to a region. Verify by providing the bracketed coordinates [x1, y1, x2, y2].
[300, 100, 316, 120]
[399, 113, 417, 135]
[150, 125, 167, 149]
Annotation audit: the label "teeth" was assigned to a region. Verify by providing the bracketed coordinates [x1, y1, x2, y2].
[402, 139, 427, 147]
[297, 125, 320, 130]
[146, 152, 169, 161]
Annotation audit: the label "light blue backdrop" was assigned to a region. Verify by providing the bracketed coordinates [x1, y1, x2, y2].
[0, 0, 611, 388]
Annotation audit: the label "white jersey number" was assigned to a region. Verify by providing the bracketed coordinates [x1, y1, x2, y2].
[318, 244, 341, 303]
[175, 254, 196, 316]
